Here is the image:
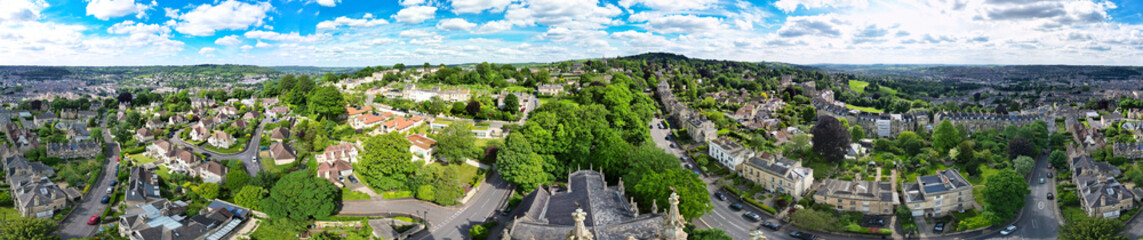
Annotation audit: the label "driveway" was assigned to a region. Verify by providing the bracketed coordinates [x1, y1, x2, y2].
[169, 118, 267, 176]
[56, 114, 121, 239]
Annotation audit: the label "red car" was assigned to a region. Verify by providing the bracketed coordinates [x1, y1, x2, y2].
[87, 215, 100, 225]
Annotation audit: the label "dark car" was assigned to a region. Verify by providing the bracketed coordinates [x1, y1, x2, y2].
[1047, 193, 1054, 200]
[743, 211, 761, 222]
[729, 203, 744, 211]
[348, 175, 359, 183]
[87, 215, 100, 225]
[665, 135, 671, 140]
[871, 218, 886, 226]
[202, 153, 212, 158]
[933, 222, 945, 233]
[501, 207, 512, 216]
[100, 195, 111, 204]
[760, 221, 781, 231]
[790, 231, 816, 240]
[715, 192, 727, 201]
[110, 180, 118, 186]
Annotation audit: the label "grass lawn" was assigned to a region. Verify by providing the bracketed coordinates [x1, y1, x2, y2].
[1061, 205, 1086, 223]
[157, 165, 172, 180]
[965, 164, 1001, 206]
[805, 160, 836, 180]
[845, 104, 884, 113]
[454, 164, 481, 185]
[473, 138, 502, 150]
[382, 191, 414, 199]
[259, 151, 296, 175]
[341, 188, 371, 200]
[538, 96, 553, 106]
[848, 80, 899, 95]
[0, 207, 18, 220]
[203, 139, 247, 154]
[128, 153, 156, 164]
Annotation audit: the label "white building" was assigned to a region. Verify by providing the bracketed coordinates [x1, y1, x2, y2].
[709, 137, 754, 170]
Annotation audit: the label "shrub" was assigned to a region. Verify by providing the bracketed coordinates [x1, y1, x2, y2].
[744, 197, 776, 214]
[383, 191, 414, 199]
[415, 185, 435, 202]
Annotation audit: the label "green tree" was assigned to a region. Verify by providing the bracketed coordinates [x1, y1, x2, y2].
[262, 170, 339, 220]
[435, 123, 475, 164]
[234, 186, 267, 210]
[356, 133, 416, 191]
[982, 170, 1029, 225]
[850, 126, 865, 142]
[690, 229, 733, 240]
[811, 116, 851, 162]
[415, 185, 435, 202]
[933, 119, 961, 153]
[956, 141, 976, 164]
[195, 183, 220, 200]
[1013, 155, 1034, 176]
[224, 166, 249, 192]
[503, 93, 520, 114]
[495, 132, 548, 191]
[790, 208, 839, 232]
[278, 74, 296, 97]
[1049, 150, 1067, 169]
[0, 217, 59, 240]
[1007, 137, 1036, 160]
[306, 86, 346, 121]
[1057, 217, 1126, 240]
[896, 131, 925, 156]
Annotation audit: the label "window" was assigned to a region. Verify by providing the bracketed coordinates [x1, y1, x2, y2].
[863, 202, 869, 206]
[935, 201, 943, 207]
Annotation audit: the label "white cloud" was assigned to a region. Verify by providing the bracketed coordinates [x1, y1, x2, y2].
[451, 0, 513, 14]
[365, 38, 399, 45]
[399, 0, 425, 7]
[474, 20, 512, 34]
[645, 15, 725, 34]
[214, 35, 242, 46]
[1, 0, 48, 22]
[198, 47, 216, 56]
[773, 0, 868, 12]
[240, 45, 253, 50]
[106, 20, 167, 35]
[317, 16, 388, 30]
[394, 6, 437, 24]
[617, 0, 718, 11]
[437, 18, 476, 31]
[314, 0, 339, 7]
[399, 29, 438, 39]
[504, 0, 622, 29]
[244, 30, 325, 43]
[172, 0, 273, 36]
[255, 41, 272, 48]
[85, 0, 155, 20]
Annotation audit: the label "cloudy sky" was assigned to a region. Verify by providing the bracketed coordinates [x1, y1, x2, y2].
[1, 0, 1141, 66]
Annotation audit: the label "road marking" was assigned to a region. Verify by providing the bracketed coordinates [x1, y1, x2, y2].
[1038, 201, 1044, 210]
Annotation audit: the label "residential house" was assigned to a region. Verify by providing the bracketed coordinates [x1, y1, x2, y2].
[168, 115, 187, 125]
[901, 169, 976, 217]
[471, 125, 503, 138]
[537, 84, 564, 96]
[1076, 175, 1136, 218]
[406, 134, 436, 162]
[683, 114, 717, 143]
[814, 179, 899, 214]
[739, 155, 815, 200]
[351, 112, 392, 129]
[197, 117, 220, 129]
[197, 161, 226, 184]
[1070, 156, 1122, 179]
[316, 160, 353, 187]
[191, 97, 214, 108]
[269, 127, 289, 142]
[207, 130, 235, 149]
[260, 98, 280, 107]
[382, 116, 424, 133]
[346, 105, 373, 117]
[708, 137, 754, 170]
[33, 111, 55, 128]
[1113, 143, 1143, 159]
[316, 143, 358, 164]
[119, 198, 249, 240]
[266, 106, 289, 118]
[145, 119, 164, 129]
[5, 156, 55, 183]
[46, 141, 100, 159]
[440, 89, 471, 102]
[12, 176, 68, 218]
[269, 142, 297, 165]
[4, 123, 39, 151]
[217, 106, 238, 117]
[124, 167, 161, 205]
[242, 111, 261, 120]
[933, 111, 1046, 134]
[230, 119, 249, 129]
[144, 140, 198, 173]
[136, 129, 155, 142]
[429, 119, 453, 130]
[189, 126, 210, 142]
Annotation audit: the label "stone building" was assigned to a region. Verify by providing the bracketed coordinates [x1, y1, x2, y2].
[739, 154, 814, 200]
[933, 111, 1046, 133]
[901, 169, 975, 217]
[708, 137, 753, 170]
[1076, 175, 1135, 218]
[814, 178, 899, 215]
[502, 170, 688, 240]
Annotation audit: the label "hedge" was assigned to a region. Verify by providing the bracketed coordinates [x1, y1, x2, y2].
[383, 191, 414, 199]
[844, 223, 892, 235]
[123, 146, 146, 155]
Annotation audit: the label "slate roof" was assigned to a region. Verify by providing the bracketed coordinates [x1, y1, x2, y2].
[508, 170, 664, 240]
[1076, 176, 1134, 209]
[126, 167, 161, 203]
[817, 179, 898, 203]
[269, 127, 289, 140]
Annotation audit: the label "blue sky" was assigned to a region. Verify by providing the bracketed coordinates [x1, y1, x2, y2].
[1, 0, 1142, 66]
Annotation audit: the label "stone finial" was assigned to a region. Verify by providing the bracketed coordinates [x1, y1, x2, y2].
[502, 228, 512, 240]
[630, 197, 639, 216]
[651, 199, 658, 214]
[618, 177, 625, 193]
[659, 192, 688, 240]
[627, 236, 637, 240]
[569, 208, 594, 240]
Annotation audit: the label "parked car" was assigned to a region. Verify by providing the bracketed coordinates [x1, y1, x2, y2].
[743, 211, 761, 222]
[1047, 193, 1054, 200]
[871, 218, 885, 226]
[110, 180, 118, 186]
[87, 215, 100, 225]
[684, 163, 693, 169]
[760, 221, 781, 231]
[789, 231, 816, 240]
[665, 135, 671, 140]
[100, 196, 111, 204]
[501, 207, 512, 216]
[715, 192, 727, 201]
[729, 203, 744, 211]
[933, 222, 945, 233]
[692, 170, 700, 175]
[348, 175, 359, 183]
[1000, 225, 1017, 235]
[106, 187, 113, 193]
[1039, 178, 1045, 184]
[670, 143, 677, 148]
[203, 153, 212, 158]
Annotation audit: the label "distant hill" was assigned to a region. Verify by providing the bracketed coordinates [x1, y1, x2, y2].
[271, 66, 357, 74]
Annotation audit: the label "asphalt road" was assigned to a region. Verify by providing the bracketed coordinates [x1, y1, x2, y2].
[56, 114, 121, 239]
[978, 153, 1060, 240]
[1125, 214, 1143, 239]
[169, 118, 267, 176]
[339, 171, 514, 240]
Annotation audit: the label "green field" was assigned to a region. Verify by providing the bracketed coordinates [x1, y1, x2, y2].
[848, 80, 898, 95]
[341, 188, 371, 200]
[0, 207, 18, 220]
[845, 104, 884, 113]
[128, 153, 156, 164]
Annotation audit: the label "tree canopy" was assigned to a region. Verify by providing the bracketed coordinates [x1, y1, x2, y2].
[0, 216, 59, 240]
[1057, 217, 1126, 240]
[933, 119, 961, 153]
[262, 170, 339, 221]
[434, 123, 476, 164]
[1013, 156, 1034, 176]
[356, 133, 416, 191]
[982, 169, 1029, 225]
[811, 115, 851, 161]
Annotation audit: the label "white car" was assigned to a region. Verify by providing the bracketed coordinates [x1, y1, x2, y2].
[1000, 225, 1016, 235]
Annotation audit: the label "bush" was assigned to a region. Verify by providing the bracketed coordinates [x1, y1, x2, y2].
[383, 191, 414, 199]
[468, 221, 498, 240]
[844, 223, 892, 235]
[415, 185, 435, 202]
[744, 197, 776, 214]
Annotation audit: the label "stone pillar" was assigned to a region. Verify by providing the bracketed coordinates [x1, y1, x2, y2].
[659, 192, 687, 240]
[569, 208, 594, 240]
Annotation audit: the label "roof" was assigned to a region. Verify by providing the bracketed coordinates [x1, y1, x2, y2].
[817, 179, 898, 203]
[200, 161, 225, 177]
[917, 169, 972, 195]
[509, 170, 665, 240]
[406, 134, 436, 150]
[356, 112, 391, 125]
[269, 142, 296, 160]
[345, 105, 373, 116]
[269, 127, 289, 140]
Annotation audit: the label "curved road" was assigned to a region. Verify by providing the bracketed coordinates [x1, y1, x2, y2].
[339, 171, 514, 240]
[169, 118, 268, 176]
[56, 113, 121, 239]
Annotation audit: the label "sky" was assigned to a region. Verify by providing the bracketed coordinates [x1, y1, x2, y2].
[1, 0, 1142, 66]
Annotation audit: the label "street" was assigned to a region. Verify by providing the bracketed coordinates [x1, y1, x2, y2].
[169, 118, 268, 176]
[978, 153, 1060, 240]
[338, 171, 514, 240]
[56, 113, 121, 239]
